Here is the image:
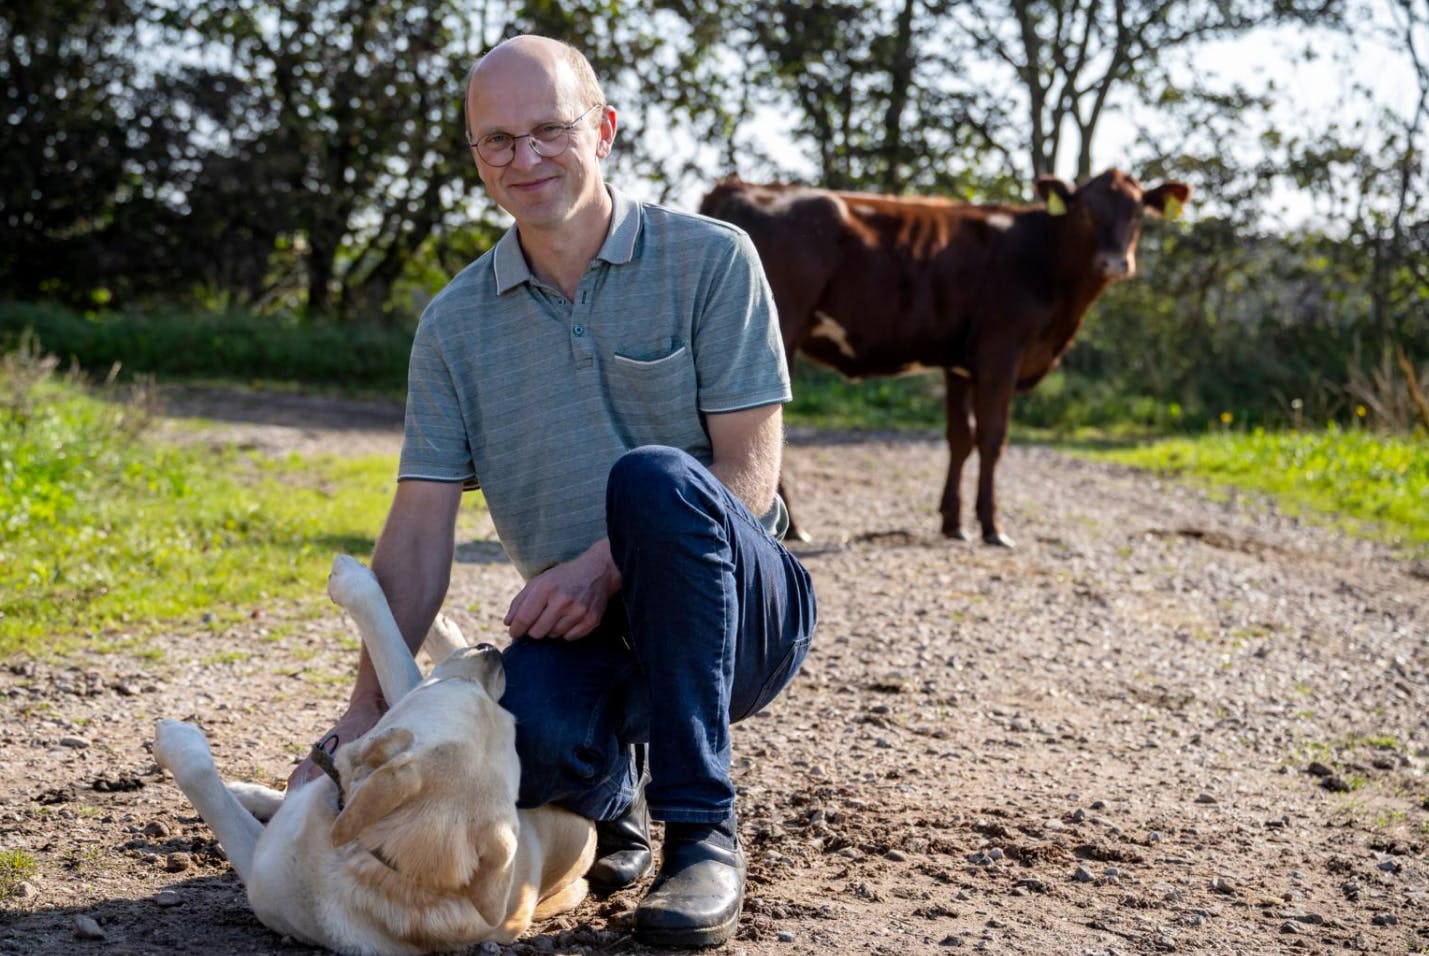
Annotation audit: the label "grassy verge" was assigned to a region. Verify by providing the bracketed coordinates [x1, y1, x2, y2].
[0, 300, 412, 395]
[785, 363, 943, 431]
[1092, 426, 1429, 554]
[0, 353, 406, 658]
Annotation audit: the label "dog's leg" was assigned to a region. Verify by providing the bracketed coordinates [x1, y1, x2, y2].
[422, 612, 468, 665]
[327, 554, 423, 704]
[226, 782, 286, 823]
[532, 877, 590, 922]
[154, 720, 263, 884]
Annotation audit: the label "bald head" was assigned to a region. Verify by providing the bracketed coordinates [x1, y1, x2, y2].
[466, 35, 604, 117]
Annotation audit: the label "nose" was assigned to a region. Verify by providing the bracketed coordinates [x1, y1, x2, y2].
[1095, 251, 1134, 280]
[509, 135, 545, 169]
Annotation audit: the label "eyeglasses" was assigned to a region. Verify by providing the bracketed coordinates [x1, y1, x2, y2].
[467, 104, 603, 167]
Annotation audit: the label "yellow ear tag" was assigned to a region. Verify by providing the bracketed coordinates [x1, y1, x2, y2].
[1163, 195, 1183, 220]
[1046, 192, 1067, 216]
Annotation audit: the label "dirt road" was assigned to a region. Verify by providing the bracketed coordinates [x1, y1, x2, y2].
[3, 390, 1428, 955]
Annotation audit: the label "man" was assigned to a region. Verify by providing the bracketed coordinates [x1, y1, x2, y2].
[294, 35, 817, 948]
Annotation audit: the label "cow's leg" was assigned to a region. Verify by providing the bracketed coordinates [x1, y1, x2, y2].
[154, 720, 264, 884]
[971, 371, 1017, 548]
[778, 343, 812, 543]
[779, 477, 811, 543]
[940, 369, 975, 539]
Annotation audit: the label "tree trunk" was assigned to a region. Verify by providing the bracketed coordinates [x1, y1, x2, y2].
[881, 0, 917, 194]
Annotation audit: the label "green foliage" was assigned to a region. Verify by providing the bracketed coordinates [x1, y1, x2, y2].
[0, 0, 146, 304]
[785, 362, 943, 431]
[0, 847, 38, 899]
[0, 352, 403, 657]
[1095, 426, 1429, 553]
[0, 301, 412, 393]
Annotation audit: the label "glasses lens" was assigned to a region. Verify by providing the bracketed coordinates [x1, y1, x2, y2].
[476, 134, 513, 165]
[473, 106, 598, 166]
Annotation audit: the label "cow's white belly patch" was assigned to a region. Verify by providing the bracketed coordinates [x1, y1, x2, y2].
[810, 312, 859, 359]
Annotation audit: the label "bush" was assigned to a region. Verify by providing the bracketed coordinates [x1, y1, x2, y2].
[0, 301, 413, 394]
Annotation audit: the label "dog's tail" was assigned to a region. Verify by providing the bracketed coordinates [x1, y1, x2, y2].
[421, 613, 469, 666]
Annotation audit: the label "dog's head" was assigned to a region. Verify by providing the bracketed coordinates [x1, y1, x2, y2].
[329, 644, 520, 925]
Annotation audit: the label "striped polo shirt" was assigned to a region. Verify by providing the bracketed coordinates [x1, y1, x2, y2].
[398, 186, 791, 580]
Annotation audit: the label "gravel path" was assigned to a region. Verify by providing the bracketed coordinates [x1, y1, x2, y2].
[2, 390, 1427, 955]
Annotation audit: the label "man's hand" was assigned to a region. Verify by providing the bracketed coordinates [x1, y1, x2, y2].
[285, 697, 384, 791]
[505, 538, 621, 639]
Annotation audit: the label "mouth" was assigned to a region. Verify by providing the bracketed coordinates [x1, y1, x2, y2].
[508, 175, 558, 193]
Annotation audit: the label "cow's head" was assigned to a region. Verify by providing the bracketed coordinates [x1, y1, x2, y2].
[1036, 169, 1191, 282]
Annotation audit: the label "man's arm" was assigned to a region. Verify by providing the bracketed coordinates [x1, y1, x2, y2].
[504, 405, 783, 642]
[705, 402, 783, 518]
[287, 479, 462, 787]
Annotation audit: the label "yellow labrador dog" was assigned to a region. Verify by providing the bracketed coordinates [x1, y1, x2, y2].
[154, 555, 595, 956]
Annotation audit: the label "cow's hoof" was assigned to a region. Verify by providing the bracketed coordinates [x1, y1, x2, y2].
[786, 527, 812, 544]
[943, 525, 973, 541]
[982, 531, 1015, 548]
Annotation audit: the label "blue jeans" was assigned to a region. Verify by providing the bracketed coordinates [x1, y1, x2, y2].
[500, 446, 817, 825]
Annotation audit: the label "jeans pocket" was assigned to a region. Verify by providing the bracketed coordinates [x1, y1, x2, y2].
[731, 636, 812, 724]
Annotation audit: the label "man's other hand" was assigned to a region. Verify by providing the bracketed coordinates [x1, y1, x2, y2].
[505, 538, 621, 639]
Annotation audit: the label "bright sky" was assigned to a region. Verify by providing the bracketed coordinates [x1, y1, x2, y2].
[691, 10, 1423, 229]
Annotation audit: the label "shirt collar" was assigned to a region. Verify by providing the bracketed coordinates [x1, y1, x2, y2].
[491, 185, 641, 295]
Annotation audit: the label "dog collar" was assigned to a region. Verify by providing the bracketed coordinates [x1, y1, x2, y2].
[309, 739, 346, 810]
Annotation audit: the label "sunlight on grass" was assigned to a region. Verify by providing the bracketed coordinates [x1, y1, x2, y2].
[0, 848, 37, 899]
[1092, 426, 1429, 553]
[0, 356, 412, 657]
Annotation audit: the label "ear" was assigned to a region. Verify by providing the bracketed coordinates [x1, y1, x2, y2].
[1142, 181, 1191, 219]
[330, 727, 418, 847]
[595, 105, 618, 160]
[1036, 176, 1073, 216]
[467, 821, 520, 928]
[330, 758, 422, 846]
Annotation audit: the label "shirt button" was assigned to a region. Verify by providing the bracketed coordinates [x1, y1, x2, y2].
[573, 325, 585, 337]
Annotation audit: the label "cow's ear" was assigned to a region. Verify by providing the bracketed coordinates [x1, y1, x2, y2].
[1036, 177, 1073, 216]
[1142, 181, 1191, 219]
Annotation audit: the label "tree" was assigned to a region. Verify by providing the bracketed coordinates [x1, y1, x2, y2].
[951, 0, 1346, 182]
[146, 0, 487, 320]
[0, 0, 145, 302]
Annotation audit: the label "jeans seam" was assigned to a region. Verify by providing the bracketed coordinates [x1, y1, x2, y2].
[732, 633, 812, 723]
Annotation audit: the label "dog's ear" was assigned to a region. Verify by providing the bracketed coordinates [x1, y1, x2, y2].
[330, 727, 420, 846]
[466, 820, 519, 929]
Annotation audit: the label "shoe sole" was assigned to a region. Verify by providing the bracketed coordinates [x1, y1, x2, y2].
[586, 858, 655, 893]
[634, 906, 741, 949]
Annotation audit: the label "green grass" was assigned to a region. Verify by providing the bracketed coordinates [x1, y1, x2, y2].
[0, 848, 37, 898]
[0, 300, 412, 394]
[0, 352, 405, 657]
[1094, 425, 1429, 553]
[785, 362, 945, 431]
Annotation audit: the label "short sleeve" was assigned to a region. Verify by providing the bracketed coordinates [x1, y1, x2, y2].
[693, 231, 792, 414]
[397, 316, 478, 487]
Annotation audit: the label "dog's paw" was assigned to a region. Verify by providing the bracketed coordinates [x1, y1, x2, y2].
[327, 554, 382, 611]
[424, 613, 469, 662]
[154, 720, 214, 778]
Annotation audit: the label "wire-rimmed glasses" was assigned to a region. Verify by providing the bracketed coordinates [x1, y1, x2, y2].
[467, 104, 603, 167]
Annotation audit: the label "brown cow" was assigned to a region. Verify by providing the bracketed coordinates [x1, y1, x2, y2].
[700, 168, 1190, 546]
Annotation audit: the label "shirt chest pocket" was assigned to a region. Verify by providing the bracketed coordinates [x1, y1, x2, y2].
[606, 344, 705, 450]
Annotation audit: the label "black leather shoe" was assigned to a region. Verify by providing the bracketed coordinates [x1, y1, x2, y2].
[634, 825, 746, 948]
[586, 786, 654, 891]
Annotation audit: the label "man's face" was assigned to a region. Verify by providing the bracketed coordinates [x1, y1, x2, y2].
[465, 53, 613, 233]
